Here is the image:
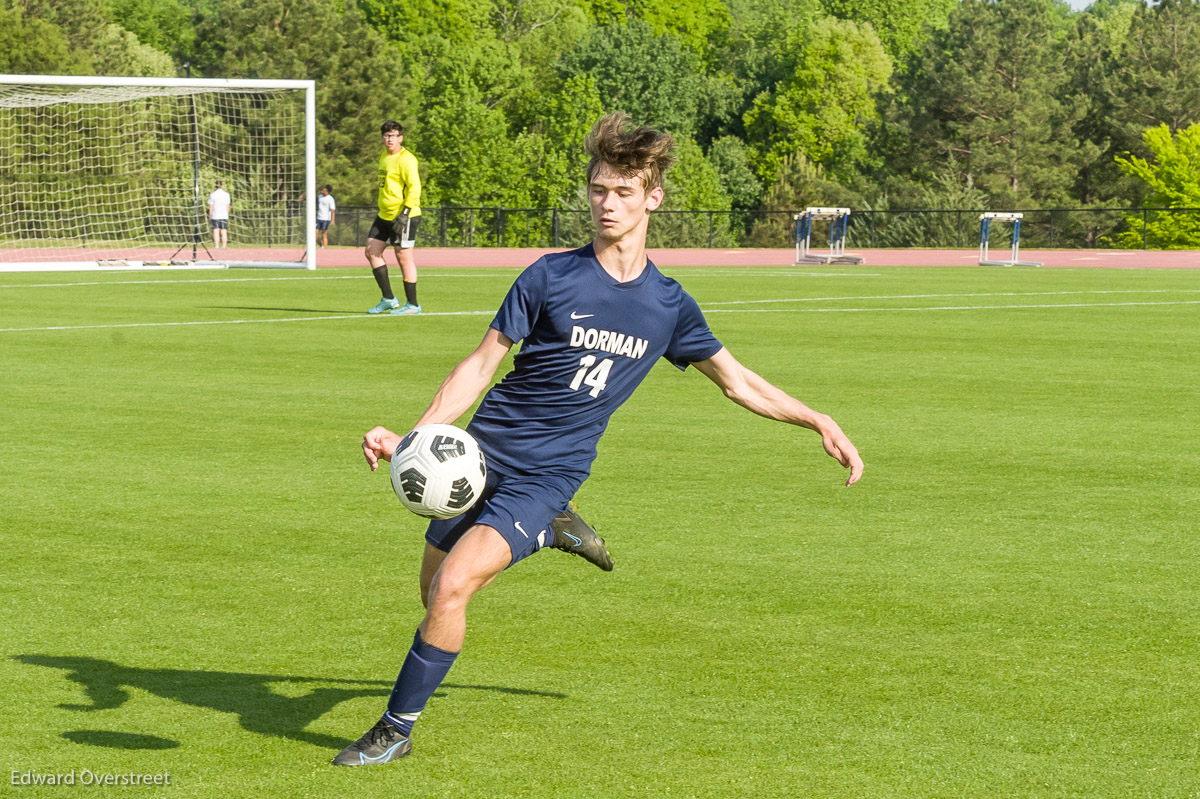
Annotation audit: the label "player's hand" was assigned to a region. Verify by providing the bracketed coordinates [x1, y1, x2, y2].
[362, 426, 403, 472]
[390, 207, 410, 242]
[819, 422, 864, 487]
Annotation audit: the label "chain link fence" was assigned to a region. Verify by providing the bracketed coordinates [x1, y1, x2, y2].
[318, 207, 1200, 250]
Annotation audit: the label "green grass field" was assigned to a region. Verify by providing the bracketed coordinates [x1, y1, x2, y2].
[2, 262, 1199, 798]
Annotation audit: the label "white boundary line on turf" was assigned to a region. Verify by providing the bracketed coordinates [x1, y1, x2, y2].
[0, 273, 509, 289]
[703, 300, 1200, 313]
[5, 300, 1200, 334]
[704, 288, 1200, 305]
[0, 269, 864, 289]
[0, 310, 493, 333]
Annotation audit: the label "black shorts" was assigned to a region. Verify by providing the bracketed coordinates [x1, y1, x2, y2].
[211, 219, 228, 230]
[316, 219, 331, 231]
[367, 215, 420, 249]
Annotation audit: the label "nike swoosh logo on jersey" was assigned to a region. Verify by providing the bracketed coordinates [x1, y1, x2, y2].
[514, 521, 529, 538]
[570, 312, 594, 320]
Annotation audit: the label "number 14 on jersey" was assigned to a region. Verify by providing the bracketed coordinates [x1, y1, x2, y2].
[569, 355, 613, 397]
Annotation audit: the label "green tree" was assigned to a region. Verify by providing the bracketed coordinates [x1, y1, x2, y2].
[1112, 122, 1200, 247]
[820, 0, 957, 60]
[510, 73, 605, 207]
[191, 0, 414, 205]
[892, 0, 1085, 207]
[1097, 0, 1200, 154]
[558, 19, 706, 137]
[1070, 0, 1200, 206]
[106, 0, 194, 57]
[627, 0, 731, 59]
[1061, 1, 1140, 205]
[0, 4, 93, 73]
[417, 73, 511, 207]
[745, 151, 860, 245]
[708, 135, 762, 209]
[742, 15, 891, 186]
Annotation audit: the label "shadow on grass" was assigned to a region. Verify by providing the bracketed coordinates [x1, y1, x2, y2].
[17, 655, 566, 751]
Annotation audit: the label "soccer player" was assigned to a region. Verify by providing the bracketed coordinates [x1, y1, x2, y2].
[365, 121, 423, 315]
[334, 112, 864, 767]
[207, 181, 231, 249]
[316, 184, 336, 248]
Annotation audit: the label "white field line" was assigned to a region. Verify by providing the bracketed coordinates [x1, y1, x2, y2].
[0, 310, 493, 333]
[3, 300, 1199, 334]
[704, 288, 1200, 305]
[0, 273, 510, 289]
[702, 300, 1200, 314]
[0, 269, 865, 289]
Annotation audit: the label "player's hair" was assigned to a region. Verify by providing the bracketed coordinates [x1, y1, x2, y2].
[380, 120, 403, 135]
[215, 180, 223, 187]
[322, 184, 332, 192]
[584, 112, 675, 192]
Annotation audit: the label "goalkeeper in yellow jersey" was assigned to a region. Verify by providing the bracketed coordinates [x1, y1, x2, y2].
[366, 121, 423, 315]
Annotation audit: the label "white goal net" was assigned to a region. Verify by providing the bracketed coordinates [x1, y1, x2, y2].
[0, 75, 315, 271]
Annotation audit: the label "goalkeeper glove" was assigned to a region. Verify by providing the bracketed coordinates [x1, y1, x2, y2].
[391, 207, 411, 242]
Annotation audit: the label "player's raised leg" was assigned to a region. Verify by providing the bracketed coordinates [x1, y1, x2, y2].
[332, 525, 510, 767]
[548, 501, 613, 571]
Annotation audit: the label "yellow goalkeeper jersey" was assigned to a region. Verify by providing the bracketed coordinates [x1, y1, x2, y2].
[377, 148, 422, 221]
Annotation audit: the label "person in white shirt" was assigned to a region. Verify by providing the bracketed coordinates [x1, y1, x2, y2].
[207, 181, 232, 249]
[316, 185, 337, 248]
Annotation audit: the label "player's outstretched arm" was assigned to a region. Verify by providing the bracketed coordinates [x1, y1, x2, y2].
[692, 348, 864, 486]
[361, 327, 514, 471]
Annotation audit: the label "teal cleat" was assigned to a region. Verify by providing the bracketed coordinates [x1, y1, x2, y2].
[368, 297, 400, 314]
[390, 302, 422, 315]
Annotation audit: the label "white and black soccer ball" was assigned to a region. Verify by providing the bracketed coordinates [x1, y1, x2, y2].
[389, 424, 486, 519]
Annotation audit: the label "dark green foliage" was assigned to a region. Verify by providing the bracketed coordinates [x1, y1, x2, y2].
[558, 19, 707, 138]
[708, 135, 764, 210]
[7, 0, 1200, 217]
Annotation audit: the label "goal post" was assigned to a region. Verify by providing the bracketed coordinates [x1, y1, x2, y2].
[0, 75, 316, 272]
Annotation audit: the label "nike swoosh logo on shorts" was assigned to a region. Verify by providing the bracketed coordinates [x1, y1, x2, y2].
[514, 521, 529, 538]
[570, 312, 594, 320]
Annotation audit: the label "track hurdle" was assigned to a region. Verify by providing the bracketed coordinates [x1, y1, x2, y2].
[793, 207, 865, 265]
[978, 212, 1042, 267]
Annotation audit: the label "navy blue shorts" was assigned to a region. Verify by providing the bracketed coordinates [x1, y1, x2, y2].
[211, 219, 228, 230]
[425, 468, 583, 565]
[316, 220, 331, 231]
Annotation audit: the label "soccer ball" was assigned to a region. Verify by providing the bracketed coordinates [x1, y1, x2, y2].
[389, 424, 487, 519]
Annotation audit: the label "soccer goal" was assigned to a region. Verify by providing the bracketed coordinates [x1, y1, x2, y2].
[793, 207, 865, 265]
[0, 75, 316, 272]
[978, 212, 1042, 267]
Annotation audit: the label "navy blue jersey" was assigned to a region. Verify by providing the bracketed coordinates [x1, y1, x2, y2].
[467, 244, 722, 479]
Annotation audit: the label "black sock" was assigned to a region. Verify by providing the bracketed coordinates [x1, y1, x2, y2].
[403, 281, 418, 306]
[373, 266, 394, 300]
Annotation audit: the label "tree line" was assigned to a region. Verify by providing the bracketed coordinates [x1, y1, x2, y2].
[3, 0, 1199, 245]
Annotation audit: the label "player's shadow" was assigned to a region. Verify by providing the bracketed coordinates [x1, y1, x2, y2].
[16, 655, 566, 750]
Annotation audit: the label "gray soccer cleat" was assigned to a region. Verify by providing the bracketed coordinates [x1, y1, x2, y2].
[549, 502, 613, 571]
[331, 717, 412, 767]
